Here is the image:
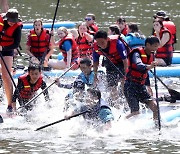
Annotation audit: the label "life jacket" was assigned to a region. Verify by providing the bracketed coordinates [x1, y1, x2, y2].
[76, 35, 93, 58]
[121, 25, 128, 36]
[94, 35, 128, 64]
[19, 74, 43, 99]
[83, 99, 111, 121]
[126, 47, 153, 85]
[0, 21, 22, 46]
[126, 33, 145, 49]
[163, 20, 177, 44]
[59, 34, 79, 62]
[155, 27, 173, 59]
[78, 71, 95, 86]
[0, 15, 3, 33]
[89, 23, 98, 33]
[29, 29, 49, 57]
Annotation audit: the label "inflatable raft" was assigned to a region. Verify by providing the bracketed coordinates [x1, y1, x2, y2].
[22, 21, 76, 29]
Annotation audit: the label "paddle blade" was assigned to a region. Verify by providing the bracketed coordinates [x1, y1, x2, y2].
[168, 88, 180, 100]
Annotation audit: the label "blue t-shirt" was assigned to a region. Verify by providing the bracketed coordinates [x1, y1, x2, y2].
[93, 39, 127, 62]
[61, 40, 72, 52]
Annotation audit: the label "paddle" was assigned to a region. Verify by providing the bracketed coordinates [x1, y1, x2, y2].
[40, 0, 60, 66]
[0, 52, 17, 88]
[35, 109, 90, 131]
[150, 70, 180, 101]
[99, 50, 125, 77]
[152, 53, 161, 131]
[17, 63, 76, 110]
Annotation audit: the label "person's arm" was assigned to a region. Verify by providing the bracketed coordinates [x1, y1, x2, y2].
[63, 40, 72, 68]
[158, 32, 170, 47]
[116, 40, 128, 72]
[132, 51, 156, 71]
[84, 32, 93, 42]
[3, 26, 22, 50]
[41, 81, 50, 101]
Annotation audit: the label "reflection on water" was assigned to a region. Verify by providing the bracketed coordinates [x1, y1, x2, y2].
[8, 0, 180, 50]
[0, 0, 180, 153]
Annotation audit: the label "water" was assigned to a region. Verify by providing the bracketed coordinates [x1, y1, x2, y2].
[1, 0, 180, 153]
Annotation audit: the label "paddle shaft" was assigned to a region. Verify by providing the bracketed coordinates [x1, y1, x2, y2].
[152, 53, 161, 130]
[17, 63, 75, 110]
[35, 110, 89, 131]
[40, 0, 60, 65]
[100, 50, 125, 77]
[150, 70, 169, 90]
[0, 52, 17, 88]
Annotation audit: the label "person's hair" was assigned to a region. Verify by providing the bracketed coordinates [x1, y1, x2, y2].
[86, 13, 96, 20]
[80, 58, 92, 66]
[109, 24, 121, 35]
[145, 36, 160, 45]
[28, 64, 42, 72]
[33, 19, 43, 26]
[77, 22, 89, 30]
[128, 22, 139, 33]
[57, 27, 68, 35]
[87, 88, 101, 100]
[153, 19, 163, 27]
[116, 17, 126, 24]
[94, 30, 107, 40]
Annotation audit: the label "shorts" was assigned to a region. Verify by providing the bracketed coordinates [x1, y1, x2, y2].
[106, 64, 125, 87]
[163, 57, 172, 66]
[1, 50, 14, 56]
[124, 80, 152, 112]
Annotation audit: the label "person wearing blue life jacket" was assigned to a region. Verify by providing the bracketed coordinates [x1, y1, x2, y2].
[125, 22, 146, 49]
[56, 58, 98, 88]
[64, 88, 114, 130]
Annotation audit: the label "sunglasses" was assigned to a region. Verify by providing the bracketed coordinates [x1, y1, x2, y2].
[85, 17, 92, 21]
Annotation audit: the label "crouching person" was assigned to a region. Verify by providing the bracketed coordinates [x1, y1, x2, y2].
[65, 88, 114, 131]
[12, 64, 49, 113]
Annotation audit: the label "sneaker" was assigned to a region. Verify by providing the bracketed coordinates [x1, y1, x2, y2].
[6, 105, 13, 114]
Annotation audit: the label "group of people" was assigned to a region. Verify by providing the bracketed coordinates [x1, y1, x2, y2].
[0, 5, 177, 128]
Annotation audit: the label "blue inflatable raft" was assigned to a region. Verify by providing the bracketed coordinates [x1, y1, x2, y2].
[22, 21, 76, 29]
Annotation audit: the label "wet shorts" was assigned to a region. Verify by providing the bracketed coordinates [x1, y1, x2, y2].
[1, 50, 14, 56]
[106, 64, 125, 87]
[124, 80, 152, 112]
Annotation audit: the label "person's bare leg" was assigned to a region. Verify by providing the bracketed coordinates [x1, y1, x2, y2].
[146, 100, 158, 120]
[1, 56, 13, 107]
[125, 111, 140, 119]
[0, 0, 9, 13]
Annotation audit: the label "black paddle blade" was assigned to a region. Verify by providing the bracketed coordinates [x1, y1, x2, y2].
[168, 88, 180, 100]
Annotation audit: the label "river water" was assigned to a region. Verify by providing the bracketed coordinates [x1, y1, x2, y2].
[0, 0, 180, 153]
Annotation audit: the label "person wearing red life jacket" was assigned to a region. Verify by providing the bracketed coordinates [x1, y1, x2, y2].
[12, 64, 49, 111]
[48, 27, 79, 70]
[116, 17, 128, 36]
[76, 22, 94, 59]
[153, 19, 173, 66]
[124, 36, 159, 123]
[153, 11, 177, 50]
[26, 19, 54, 68]
[84, 13, 98, 34]
[0, 8, 22, 113]
[93, 30, 128, 108]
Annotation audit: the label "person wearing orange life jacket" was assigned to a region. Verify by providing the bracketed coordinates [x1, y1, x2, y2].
[26, 19, 54, 68]
[116, 17, 128, 36]
[76, 22, 94, 59]
[153, 11, 177, 50]
[12, 64, 49, 111]
[48, 27, 79, 70]
[93, 30, 128, 108]
[0, 9, 22, 113]
[84, 13, 98, 34]
[153, 19, 173, 66]
[124, 36, 159, 123]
